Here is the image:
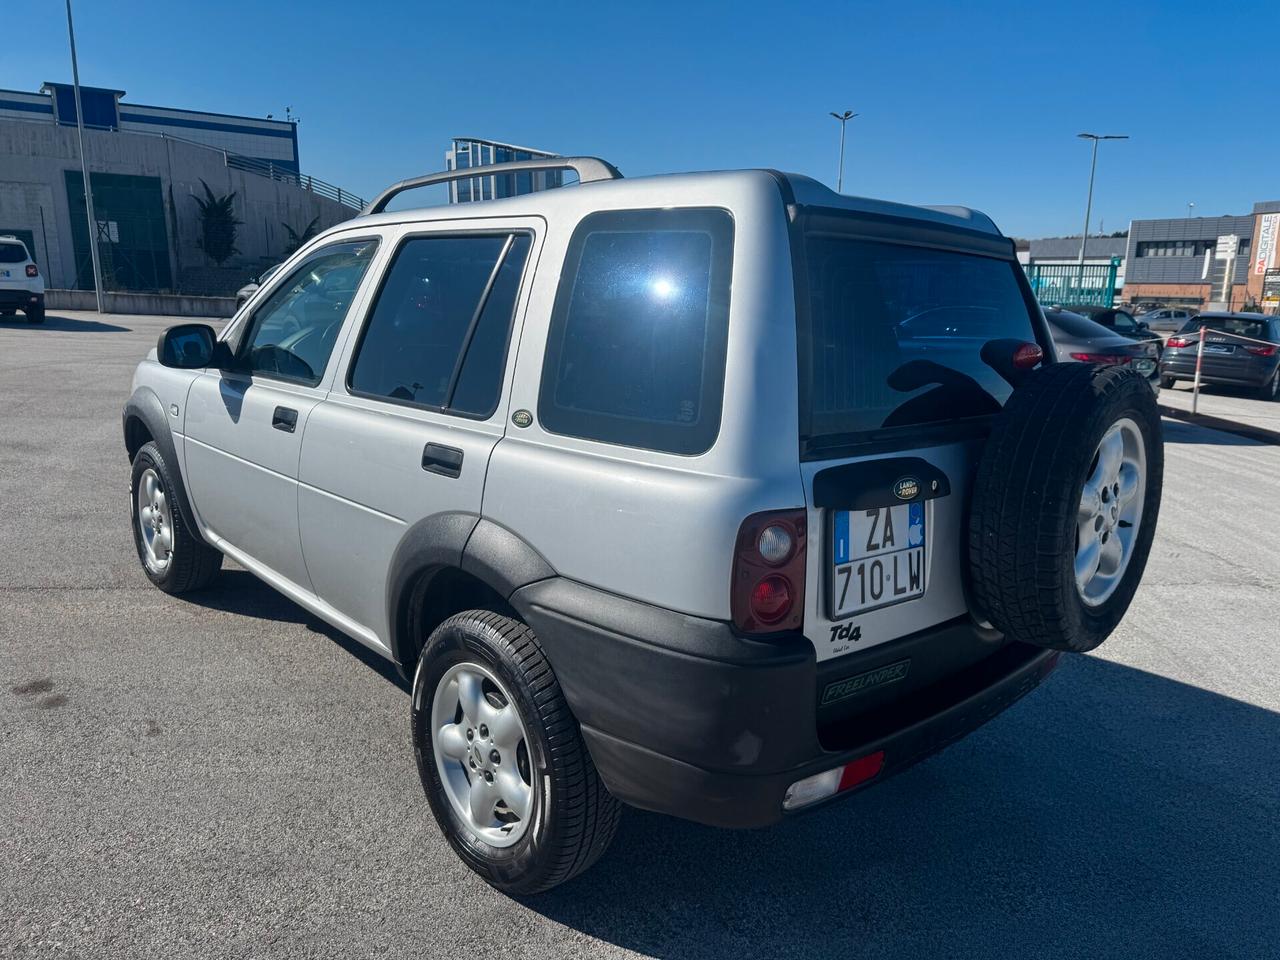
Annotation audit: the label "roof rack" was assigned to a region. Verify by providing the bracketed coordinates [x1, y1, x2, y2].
[361, 156, 623, 216]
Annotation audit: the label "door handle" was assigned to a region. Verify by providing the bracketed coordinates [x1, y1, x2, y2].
[421, 442, 463, 478]
[272, 406, 299, 433]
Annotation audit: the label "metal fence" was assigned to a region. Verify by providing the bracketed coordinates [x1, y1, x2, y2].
[1025, 261, 1119, 308]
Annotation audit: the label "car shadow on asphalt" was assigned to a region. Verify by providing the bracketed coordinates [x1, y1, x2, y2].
[1160, 418, 1268, 446]
[524, 654, 1279, 958]
[184, 569, 410, 693]
[0, 314, 132, 333]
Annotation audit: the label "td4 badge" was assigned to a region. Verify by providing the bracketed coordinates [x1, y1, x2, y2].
[828, 621, 863, 654]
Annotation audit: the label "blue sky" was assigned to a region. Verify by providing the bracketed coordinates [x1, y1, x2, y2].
[8, 0, 1278, 237]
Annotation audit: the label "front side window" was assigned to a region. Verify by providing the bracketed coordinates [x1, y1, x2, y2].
[238, 239, 378, 386]
[539, 208, 734, 455]
[801, 236, 1037, 445]
[348, 233, 531, 417]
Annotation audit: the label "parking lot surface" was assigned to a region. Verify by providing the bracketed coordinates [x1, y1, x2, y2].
[3, 311, 1278, 959]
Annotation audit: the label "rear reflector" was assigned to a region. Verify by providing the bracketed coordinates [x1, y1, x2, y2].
[782, 750, 886, 811]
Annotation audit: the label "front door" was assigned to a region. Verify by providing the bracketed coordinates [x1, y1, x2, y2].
[183, 237, 381, 590]
[298, 224, 537, 645]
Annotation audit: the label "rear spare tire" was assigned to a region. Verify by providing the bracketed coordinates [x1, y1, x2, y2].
[969, 363, 1162, 653]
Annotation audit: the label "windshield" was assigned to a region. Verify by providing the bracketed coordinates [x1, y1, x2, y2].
[1180, 316, 1269, 339]
[800, 236, 1037, 446]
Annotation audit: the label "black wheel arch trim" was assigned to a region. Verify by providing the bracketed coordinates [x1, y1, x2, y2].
[385, 515, 558, 672]
[122, 386, 201, 536]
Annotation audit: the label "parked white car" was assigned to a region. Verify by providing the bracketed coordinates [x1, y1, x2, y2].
[0, 236, 45, 323]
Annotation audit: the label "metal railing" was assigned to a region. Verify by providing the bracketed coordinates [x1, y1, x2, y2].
[45, 118, 366, 209]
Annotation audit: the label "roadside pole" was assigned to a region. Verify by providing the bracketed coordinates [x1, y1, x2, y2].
[1192, 324, 1206, 415]
[65, 0, 106, 313]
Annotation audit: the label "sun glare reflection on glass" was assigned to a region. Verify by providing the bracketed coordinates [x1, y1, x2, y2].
[650, 277, 677, 299]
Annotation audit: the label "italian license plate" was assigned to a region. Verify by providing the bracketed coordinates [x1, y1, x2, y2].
[1203, 343, 1233, 354]
[830, 504, 926, 619]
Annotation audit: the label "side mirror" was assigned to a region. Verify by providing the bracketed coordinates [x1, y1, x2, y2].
[157, 323, 218, 368]
[1137, 321, 1150, 332]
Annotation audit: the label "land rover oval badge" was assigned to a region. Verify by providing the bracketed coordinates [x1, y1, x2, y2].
[511, 409, 533, 428]
[893, 476, 920, 501]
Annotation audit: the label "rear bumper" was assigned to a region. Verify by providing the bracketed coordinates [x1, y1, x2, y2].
[513, 577, 1060, 829]
[0, 289, 42, 309]
[1161, 354, 1277, 387]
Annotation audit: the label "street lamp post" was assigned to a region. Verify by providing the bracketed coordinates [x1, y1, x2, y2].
[829, 110, 857, 194]
[1187, 201, 1195, 218]
[1075, 132, 1128, 299]
[65, 0, 105, 313]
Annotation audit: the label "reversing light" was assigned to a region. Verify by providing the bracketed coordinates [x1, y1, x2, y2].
[757, 524, 794, 565]
[782, 751, 886, 811]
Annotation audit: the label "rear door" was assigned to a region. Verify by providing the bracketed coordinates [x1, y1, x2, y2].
[297, 219, 539, 646]
[792, 214, 1044, 663]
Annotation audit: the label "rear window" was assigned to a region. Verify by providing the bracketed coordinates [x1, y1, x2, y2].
[801, 237, 1037, 444]
[1046, 309, 1111, 339]
[1182, 316, 1270, 339]
[538, 208, 733, 455]
[0, 242, 28, 264]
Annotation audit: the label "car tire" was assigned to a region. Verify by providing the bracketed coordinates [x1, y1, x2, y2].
[1256, 369, 1280, 402]
[969, 363, 1163, 653]
[25, 304, 44, 324]
[412, 610, 621, 895]
[1160, 375, 1176, 389]
[130, 441, 222, 594]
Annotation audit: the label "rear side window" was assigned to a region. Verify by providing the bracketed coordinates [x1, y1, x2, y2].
[539, 208, 733, 455]
[801, 237, 1036, 445]
[349, 233, 531, 418]
[0, 242, 28, 263]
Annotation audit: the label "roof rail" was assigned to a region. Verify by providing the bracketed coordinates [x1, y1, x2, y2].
[361, 156, 622, 216]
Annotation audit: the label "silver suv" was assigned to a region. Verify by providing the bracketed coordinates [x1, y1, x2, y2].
[123, 159, 1163, 893]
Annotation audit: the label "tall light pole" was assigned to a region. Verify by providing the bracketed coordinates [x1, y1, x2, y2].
[830, 110, 857, 194]
[65, 0, 105, 313]
[1075, 132, 1128, 297]
[1187, 201, 1195, 218]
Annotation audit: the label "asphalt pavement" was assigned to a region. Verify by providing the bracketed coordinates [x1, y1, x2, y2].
[2, 311, 1278, 959]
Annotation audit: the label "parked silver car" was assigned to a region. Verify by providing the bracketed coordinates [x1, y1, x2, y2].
[123, 160, 1163, 893]
[1137, 306, 1196, 334]
[1043, 307, 1161, 392]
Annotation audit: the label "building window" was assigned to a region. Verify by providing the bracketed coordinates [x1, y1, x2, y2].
[1136, 240, 1213, 258]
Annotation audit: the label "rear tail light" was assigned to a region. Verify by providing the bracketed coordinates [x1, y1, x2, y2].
[1245, 344, 1277, 357]
[25, 264, 38, 278]
[1012, 342, 1043, 369]
[1167, 336, 1193, 348]
[1069, 353, 1132, 366]
[732, 509, 806, 634]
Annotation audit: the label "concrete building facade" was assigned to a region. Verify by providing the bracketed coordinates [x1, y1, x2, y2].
[1122, 201, 1280, 313]
[0, 83, 361, 296]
